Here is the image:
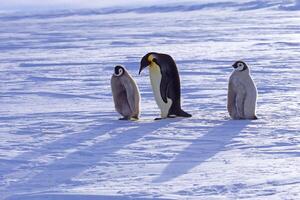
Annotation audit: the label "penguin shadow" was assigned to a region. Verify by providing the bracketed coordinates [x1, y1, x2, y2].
[153, 119, 251, 183]
[2, 116, 179, 198]
[0, 112, 117, 173]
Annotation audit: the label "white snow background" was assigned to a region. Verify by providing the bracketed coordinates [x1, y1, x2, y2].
[0, 0, 300, 199]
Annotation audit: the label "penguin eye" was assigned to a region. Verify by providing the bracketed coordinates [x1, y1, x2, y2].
[238, 63, 244, 68]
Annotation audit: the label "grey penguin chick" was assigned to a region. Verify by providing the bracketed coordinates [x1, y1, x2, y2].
[227, 61, 258, 120]
[111, 65, 140, 120]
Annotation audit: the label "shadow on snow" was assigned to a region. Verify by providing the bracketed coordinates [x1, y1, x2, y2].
[2, 117, 178, 199]
[153, 120, 251, 183]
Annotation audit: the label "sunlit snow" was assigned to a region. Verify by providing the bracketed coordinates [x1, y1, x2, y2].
[0, 1, 299, 200]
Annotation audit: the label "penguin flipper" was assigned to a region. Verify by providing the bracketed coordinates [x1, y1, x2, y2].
[227, 81, 238, 119]
[160, 73, 169, 103]
[236, 90, 246, 119]
[122, 77, 138, 114]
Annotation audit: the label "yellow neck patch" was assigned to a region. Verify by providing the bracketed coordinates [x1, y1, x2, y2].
[148, 54, 154, 62]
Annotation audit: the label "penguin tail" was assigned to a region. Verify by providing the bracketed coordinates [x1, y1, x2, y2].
[175, 109, 192, 118]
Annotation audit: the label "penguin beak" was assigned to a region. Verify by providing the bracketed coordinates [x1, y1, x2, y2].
[139, 55, 150, 75]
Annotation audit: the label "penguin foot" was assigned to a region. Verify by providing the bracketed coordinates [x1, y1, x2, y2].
[130, 117, 139, 121]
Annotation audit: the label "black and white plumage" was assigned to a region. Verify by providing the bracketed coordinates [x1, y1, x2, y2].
[111, 65, 140, 120]
[227, 61, 258, 120]
[139, 52, 191, 120]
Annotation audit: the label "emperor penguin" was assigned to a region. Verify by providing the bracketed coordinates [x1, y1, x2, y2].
[227, 61, 258, 120]
[139, 52, 191, 120]
[111, 65, 140, 120]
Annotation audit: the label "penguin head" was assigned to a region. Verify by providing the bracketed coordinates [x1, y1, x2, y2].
[139, 52, 158, 74]
[232, 61, 248, 72]
[113, 65, 125, 77]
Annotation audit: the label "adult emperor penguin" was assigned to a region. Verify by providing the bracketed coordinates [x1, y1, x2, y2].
[111, 65, 140, 120]
[227, 61, 258, 120]
[139, 52, 191, 119]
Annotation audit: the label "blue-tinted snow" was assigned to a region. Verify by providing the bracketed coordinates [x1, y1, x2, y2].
[0, 1, 299, 200]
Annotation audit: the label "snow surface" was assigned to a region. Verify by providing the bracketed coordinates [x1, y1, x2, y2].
[0, 1, 300, 199]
